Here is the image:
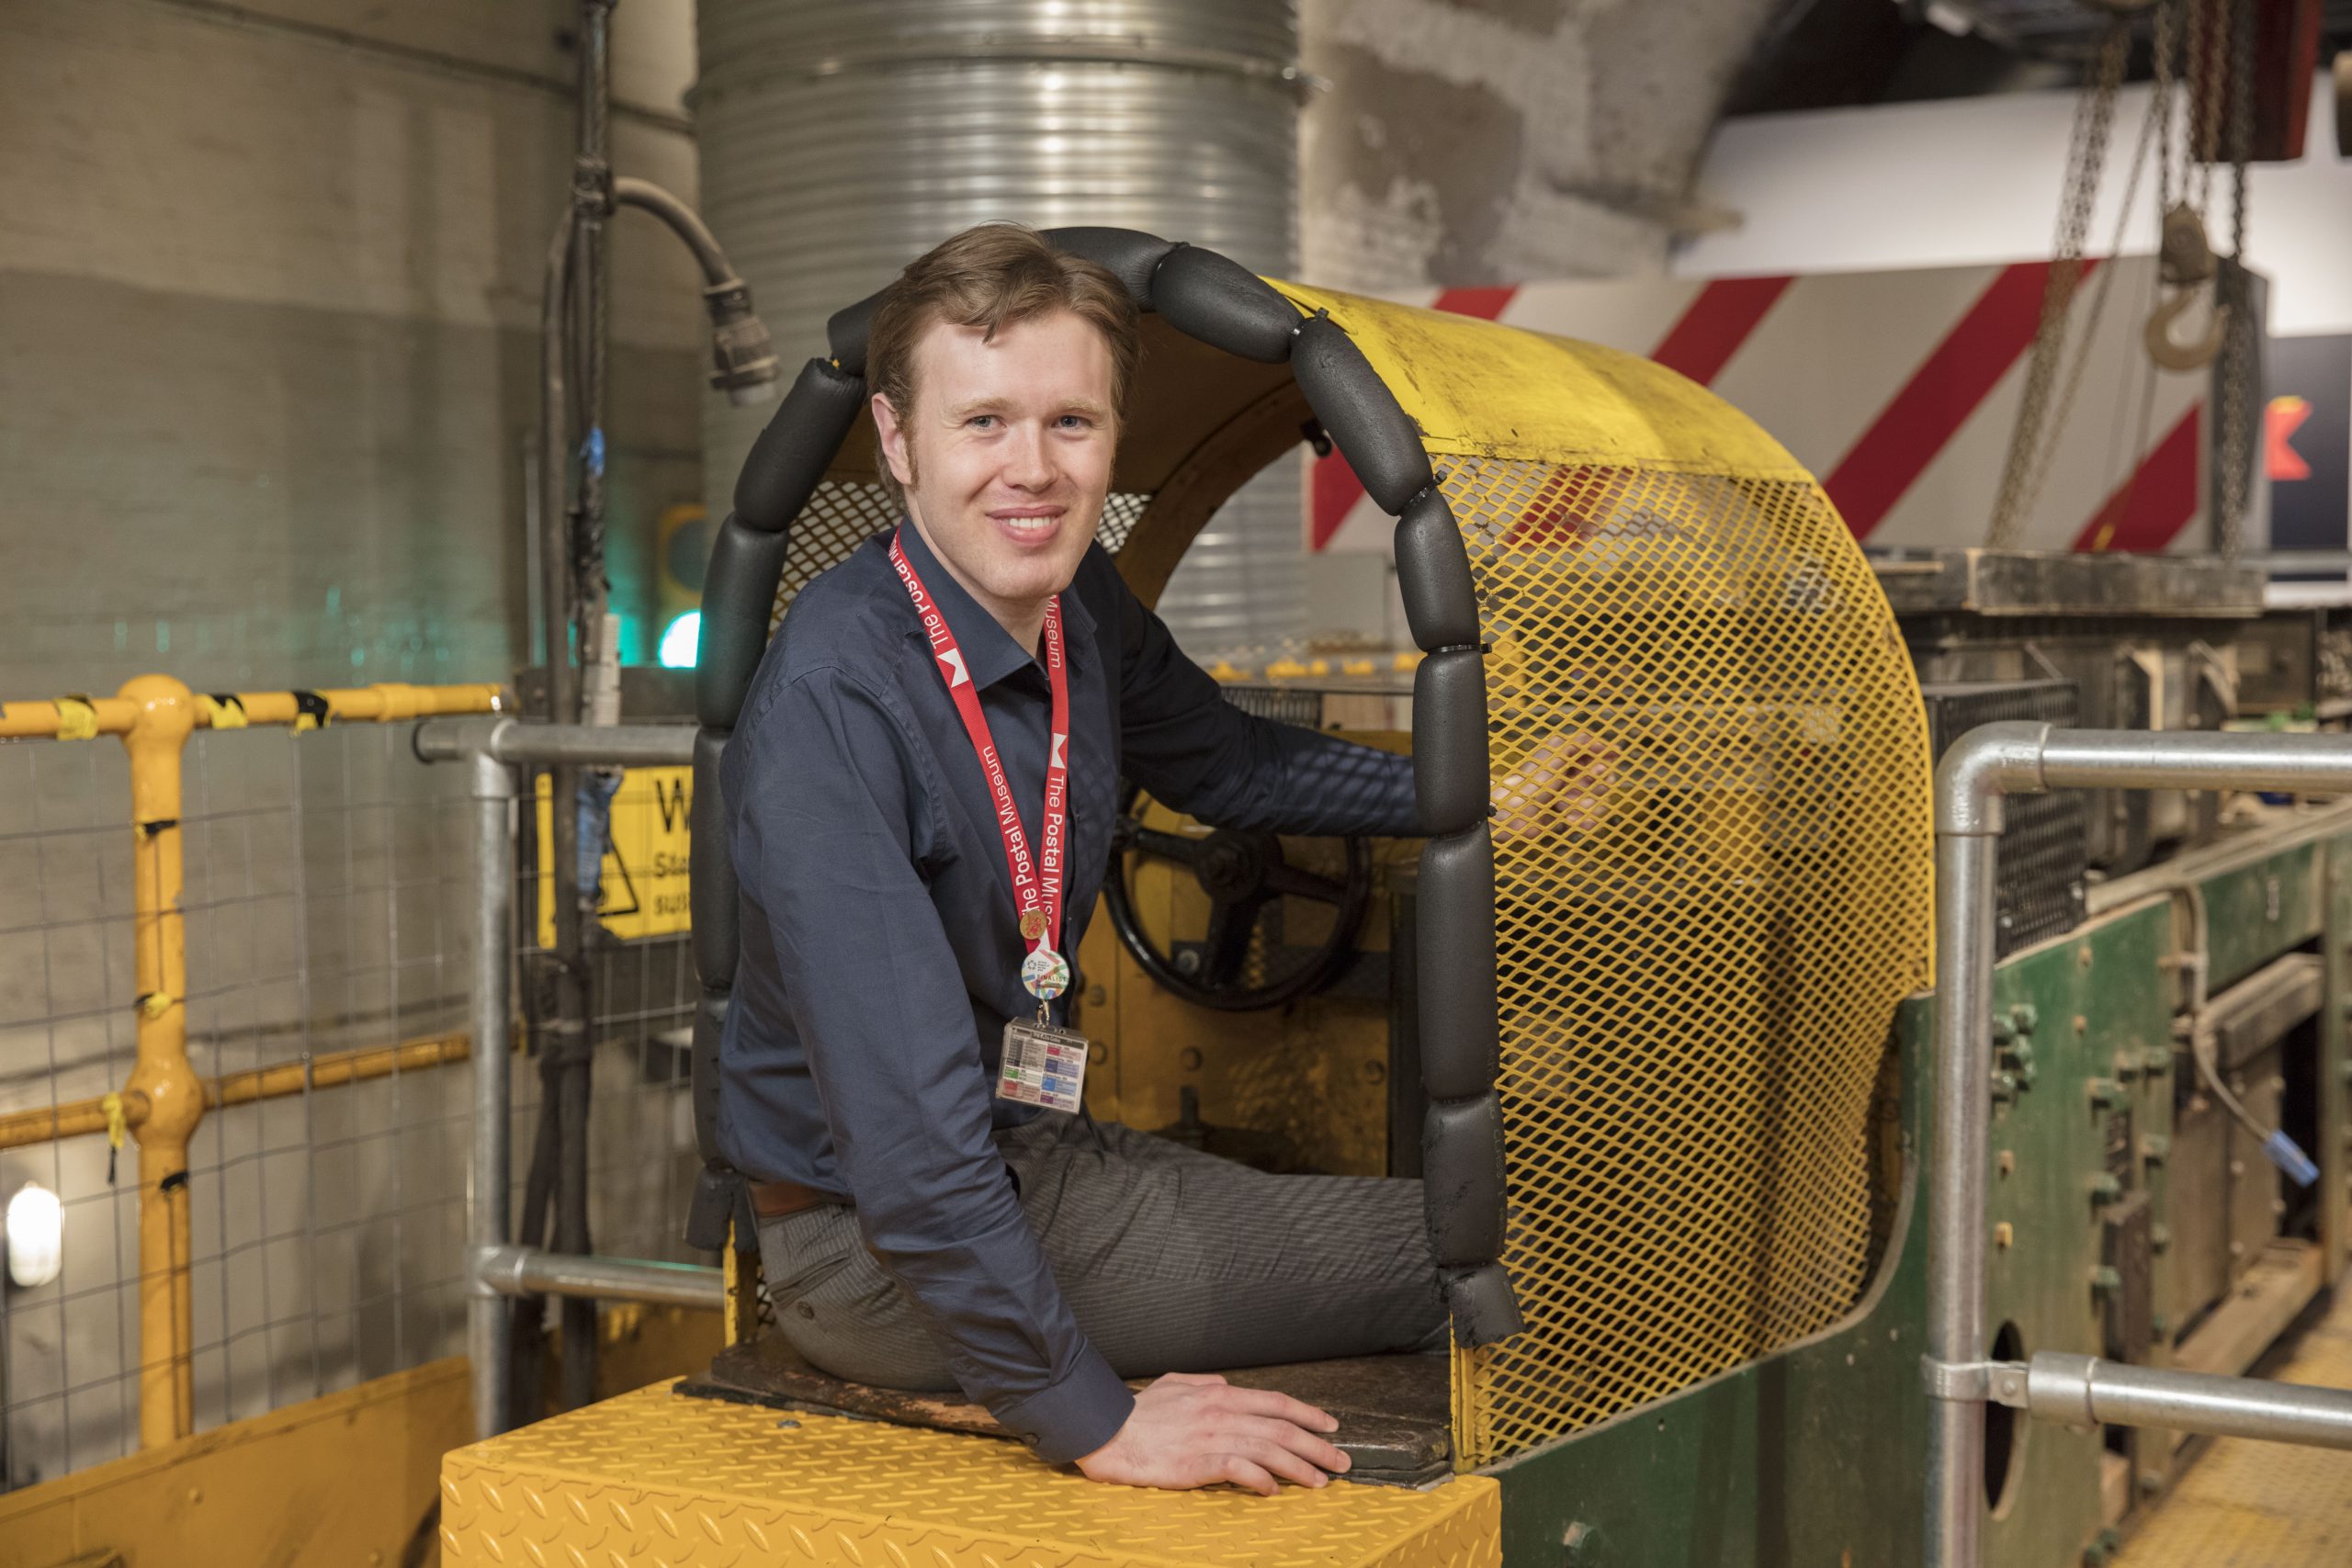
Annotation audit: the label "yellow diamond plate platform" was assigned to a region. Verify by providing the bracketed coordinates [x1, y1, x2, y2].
[2115, 1287, 2352, 1567]
[440, 1382, 1500, 1568]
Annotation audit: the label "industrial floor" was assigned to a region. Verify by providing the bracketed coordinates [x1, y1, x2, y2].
[2114, 1283, 2352, 1566]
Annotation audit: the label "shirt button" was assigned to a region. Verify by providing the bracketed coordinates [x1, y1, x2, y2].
[1022, 1432, 1040, 1447]
[794, 1302, 816, 1320]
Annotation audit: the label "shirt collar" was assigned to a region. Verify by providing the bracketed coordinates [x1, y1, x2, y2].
[896, 518, 1097, 691]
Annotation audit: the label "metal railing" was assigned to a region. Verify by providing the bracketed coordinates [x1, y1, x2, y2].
[0, 679, 498, 1465]
[1926, 724, 2352, 1568]
[413, 716, 718, 1441]
[0, 680, 707, 1487]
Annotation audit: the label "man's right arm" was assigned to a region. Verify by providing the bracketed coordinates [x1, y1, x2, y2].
[731, 665, 1132, 1463]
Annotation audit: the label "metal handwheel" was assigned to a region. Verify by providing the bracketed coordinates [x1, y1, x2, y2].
[1102, 783, 1374, 1011]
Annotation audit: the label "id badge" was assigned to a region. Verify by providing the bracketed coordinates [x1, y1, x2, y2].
[998, 1018, 1090, 1114]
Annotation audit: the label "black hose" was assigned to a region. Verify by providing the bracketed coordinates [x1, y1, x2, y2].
[614, 176, 732, 286]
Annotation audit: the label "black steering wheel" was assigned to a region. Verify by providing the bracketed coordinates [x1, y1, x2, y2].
[1102, 784, 1374, 1011]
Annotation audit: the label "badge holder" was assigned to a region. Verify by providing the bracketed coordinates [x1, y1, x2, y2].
[998, 945, 1087, 1114]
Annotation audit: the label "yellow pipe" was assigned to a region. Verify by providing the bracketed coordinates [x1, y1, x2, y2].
[0, 682, 502, 740]
[209, 682, 504, 729]
[0, 695, 140, 739]
[118, 674, 200, 1448]
[211, 1031, 470, 1108]
[0, 1032, 475, 1153]
[0, 1089, 148, 1150]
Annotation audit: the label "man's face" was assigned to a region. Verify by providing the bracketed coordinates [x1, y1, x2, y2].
[873, 308, 1117, 629]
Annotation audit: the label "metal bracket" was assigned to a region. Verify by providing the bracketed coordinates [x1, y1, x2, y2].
[1922, 1356, 2030, 1407]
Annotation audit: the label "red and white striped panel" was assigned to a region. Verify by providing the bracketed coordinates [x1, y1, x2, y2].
[1310, 257, 2208, 558]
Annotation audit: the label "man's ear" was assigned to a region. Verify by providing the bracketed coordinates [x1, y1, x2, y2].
[872, 393, 915, 489]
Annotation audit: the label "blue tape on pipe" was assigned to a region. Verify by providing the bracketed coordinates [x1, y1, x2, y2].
[2264, 1128, 2322, 1188]
[576, 769, 622, 899]
[580, 426, 605, 479]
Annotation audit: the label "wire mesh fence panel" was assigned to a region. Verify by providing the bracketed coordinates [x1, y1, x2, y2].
[0, 723, 706, 1490]
[0, 739, 141, 1483]
[176, 723, 476, 1435]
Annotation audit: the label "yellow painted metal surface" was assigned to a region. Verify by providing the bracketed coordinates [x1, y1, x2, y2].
[2116, 1285, 2352, 1566]
[1272, 283, 1809, 480]
[1265, 288, 1937, 1468]
[0, 1029, 471, 1151]
[119, 674, 201, 1449]
[0, 1357, 468, 1568]
[441, 1382, 1501, 1568]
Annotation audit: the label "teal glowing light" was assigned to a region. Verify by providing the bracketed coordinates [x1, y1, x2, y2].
[657, 611, 702, 670]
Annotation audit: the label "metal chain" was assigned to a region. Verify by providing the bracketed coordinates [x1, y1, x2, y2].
[2184, 0, 2216, 214]
[2154, 0, 2181, 215]
[1988, 18, 2132, 547]
[2213, 0, 2256, 558]
[2018, 34, 2170, 530]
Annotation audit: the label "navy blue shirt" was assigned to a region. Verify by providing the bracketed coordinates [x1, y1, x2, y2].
[718, 522, 1418, 1462]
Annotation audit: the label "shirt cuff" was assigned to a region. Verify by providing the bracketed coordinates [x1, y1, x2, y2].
[993, 1348, 1136, 1465]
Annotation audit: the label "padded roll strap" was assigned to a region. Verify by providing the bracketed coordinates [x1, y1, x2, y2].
[1150, 243, 1304, 363]
[1412, 649, 1489, 836]
[1395, 488, 1481, 651]
[1042, 226, 1177, 303]
[1443, 1263, 1526, 1348]
[685, 1164, 758, 1256]
[1422, 1093, 1507, 1266]
[826, 290, 885, 377]
[695, 515, 790, 729]
[1416, 825, 1498, 1102]
[733, 357, 866, 529]
[687, 986, 729, 1165]
[689, 726, 737, 988]
[1293, 314, 1431, 513]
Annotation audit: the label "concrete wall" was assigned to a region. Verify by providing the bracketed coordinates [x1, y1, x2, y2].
[1301, 0, 1782, 291]
[0, 0, 712, 699]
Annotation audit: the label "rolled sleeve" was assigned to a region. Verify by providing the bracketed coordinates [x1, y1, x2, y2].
[733, 665, 1129, 1461]
[1103, 560, 1419, 837]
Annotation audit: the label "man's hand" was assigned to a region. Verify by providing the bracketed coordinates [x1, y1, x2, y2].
[1075, 1372, 1351, 1494]
[1491, 730, 1618, 838]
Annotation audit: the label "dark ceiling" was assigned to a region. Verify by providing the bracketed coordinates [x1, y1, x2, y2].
[1726, 0, 2352, 116]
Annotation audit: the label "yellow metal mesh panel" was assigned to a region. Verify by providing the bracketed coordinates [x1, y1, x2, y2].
[1439, 456, 1932, 1466]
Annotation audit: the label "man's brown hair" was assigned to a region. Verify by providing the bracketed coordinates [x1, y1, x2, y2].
[865, 223, 1141, 511]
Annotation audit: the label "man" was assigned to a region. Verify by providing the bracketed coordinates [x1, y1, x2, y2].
[718, 224, 1600, 1493]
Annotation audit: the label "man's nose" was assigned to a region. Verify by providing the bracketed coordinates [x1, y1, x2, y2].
[1002, 424, 1056, 490]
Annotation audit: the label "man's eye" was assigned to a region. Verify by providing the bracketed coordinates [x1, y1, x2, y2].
[968, 415, 998, 430]
[1056, 415, 1091, 430]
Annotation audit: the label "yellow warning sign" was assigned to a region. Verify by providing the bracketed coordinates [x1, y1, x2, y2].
[534, 767, 693, 947]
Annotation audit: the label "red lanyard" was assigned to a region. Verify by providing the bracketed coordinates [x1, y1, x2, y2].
[889, 529, 1070, 965]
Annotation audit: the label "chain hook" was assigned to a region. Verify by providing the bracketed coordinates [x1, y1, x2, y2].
[2144, 201, 2228, 370]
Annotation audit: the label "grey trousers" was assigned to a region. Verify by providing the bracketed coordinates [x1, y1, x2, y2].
[755, 1115, 1447, 1391]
